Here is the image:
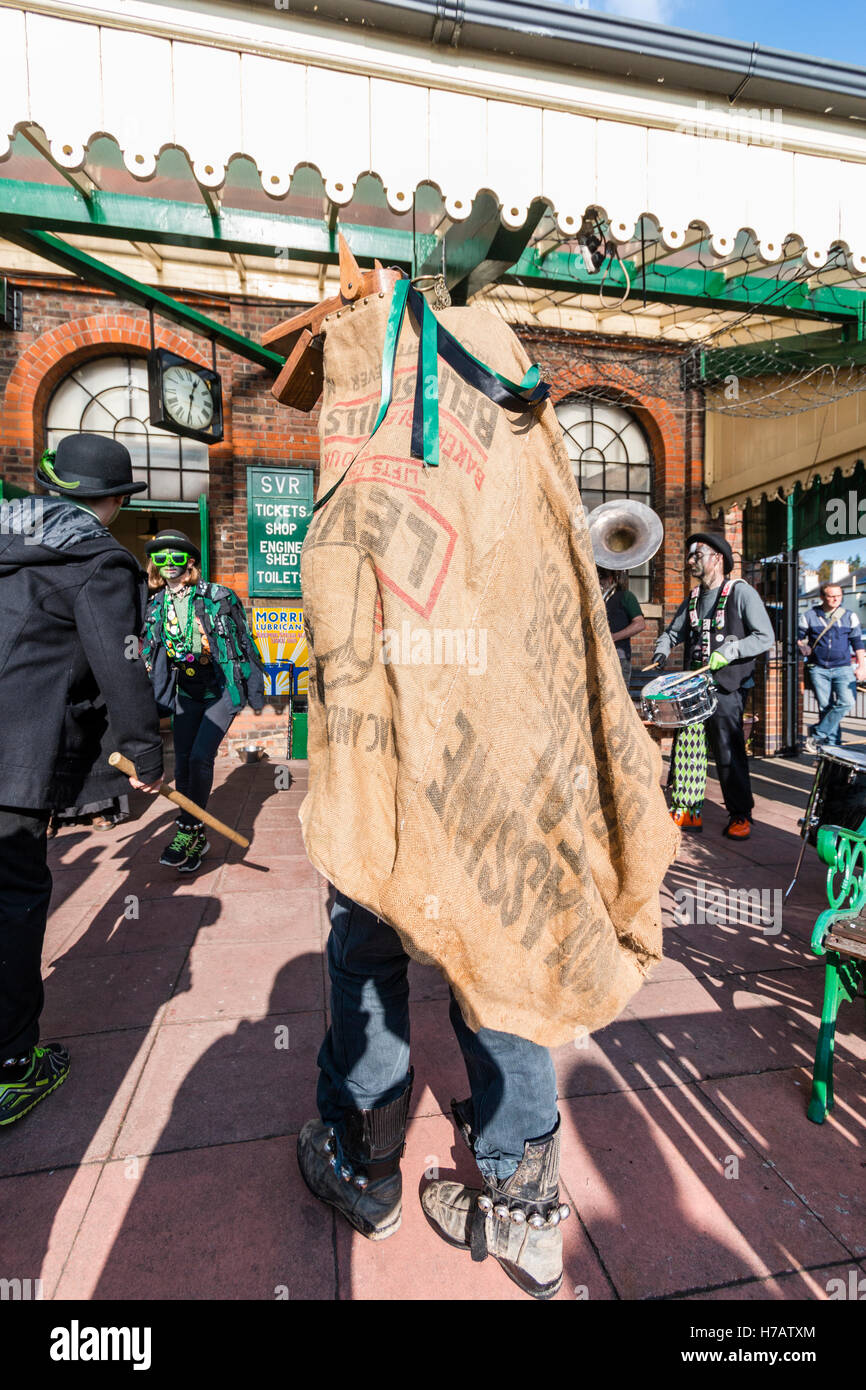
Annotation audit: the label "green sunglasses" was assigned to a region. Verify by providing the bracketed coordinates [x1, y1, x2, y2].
[151, 550, 190, 567]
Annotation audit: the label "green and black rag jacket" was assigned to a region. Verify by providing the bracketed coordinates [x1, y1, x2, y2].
[143, 581, 266, 714]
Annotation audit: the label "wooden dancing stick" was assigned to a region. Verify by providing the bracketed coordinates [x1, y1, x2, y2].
[109, 752, 250, 849]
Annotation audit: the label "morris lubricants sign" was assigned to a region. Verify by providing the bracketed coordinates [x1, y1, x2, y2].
[251, 604, 309, 696]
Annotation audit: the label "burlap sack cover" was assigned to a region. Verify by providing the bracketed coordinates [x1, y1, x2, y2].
[299, 288, 679, 1047]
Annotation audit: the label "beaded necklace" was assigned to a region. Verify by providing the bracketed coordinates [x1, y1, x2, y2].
[163, 586, 198, 666]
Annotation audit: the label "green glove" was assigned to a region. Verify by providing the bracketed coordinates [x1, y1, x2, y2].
[708, 651, 730, 671]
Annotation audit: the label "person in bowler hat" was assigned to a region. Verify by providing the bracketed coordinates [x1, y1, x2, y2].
[0, 433, 164, 1125]
[653, 532, 774, 839]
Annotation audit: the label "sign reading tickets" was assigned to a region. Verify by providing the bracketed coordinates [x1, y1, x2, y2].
[247, 466, 314, 598]
[252, 605, 309, 696]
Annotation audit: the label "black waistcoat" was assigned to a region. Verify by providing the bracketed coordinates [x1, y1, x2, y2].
[686, 582, 755, 693]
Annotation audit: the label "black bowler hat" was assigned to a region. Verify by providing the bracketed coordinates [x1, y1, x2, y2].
[35, 433, 147, 500]
[145, 529, 201, 565]
[687, 531, 734, 574]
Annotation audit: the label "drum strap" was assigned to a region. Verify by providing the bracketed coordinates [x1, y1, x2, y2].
[688, 580, 737, 665]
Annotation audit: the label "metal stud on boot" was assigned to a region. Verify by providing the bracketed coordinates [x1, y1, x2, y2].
[421, 1115, 567, 1299]
[297, 1071, 413, 1241]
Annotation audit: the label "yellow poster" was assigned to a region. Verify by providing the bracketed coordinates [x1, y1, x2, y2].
[252, 605, 308, 696]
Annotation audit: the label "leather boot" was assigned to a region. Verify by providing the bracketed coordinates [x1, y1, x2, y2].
[421, 1111, 569, 1299]
[297, 1071, 413, 1241]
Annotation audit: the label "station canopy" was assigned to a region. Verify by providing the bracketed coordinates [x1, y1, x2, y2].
[2, 0, 866, 510]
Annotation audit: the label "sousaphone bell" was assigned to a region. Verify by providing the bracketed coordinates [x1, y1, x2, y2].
[586, 498, 664, 571]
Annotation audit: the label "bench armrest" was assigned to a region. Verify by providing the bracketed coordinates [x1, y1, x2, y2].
[811, 824, 866, 955]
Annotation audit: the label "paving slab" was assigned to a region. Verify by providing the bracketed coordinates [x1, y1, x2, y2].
[626, 968, 842, 1082]
[113, 1010, 323, 1156]
[56, 1137, 334, 1300]
[0, 1162, 102, 1300]
[660, 921, 813, 979]
[217, 856, 324, 896]
[553, 1010, 692, 1096]
[164, 939, 325, 1023]
[701, 1065, 866, 1260]
[196, 886, 324, 945]
[557, 1085, 849, 1300]
[677, 1262, 863, 1300]
[40, 948, 188, 1038]
[0, 1027, 156, 1177]
[45, 894, 208, 961]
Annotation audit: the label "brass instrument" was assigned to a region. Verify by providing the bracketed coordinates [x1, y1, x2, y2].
[586, 499, 664, 572]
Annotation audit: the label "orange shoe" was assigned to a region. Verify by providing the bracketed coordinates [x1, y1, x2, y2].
[724, 816, 751, 839]
[671, 808, 702, 832]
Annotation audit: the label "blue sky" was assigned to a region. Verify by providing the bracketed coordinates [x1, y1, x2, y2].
[575, 0, 865, 66]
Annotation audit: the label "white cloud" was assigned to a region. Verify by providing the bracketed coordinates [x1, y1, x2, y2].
[593, 0, 684, 23]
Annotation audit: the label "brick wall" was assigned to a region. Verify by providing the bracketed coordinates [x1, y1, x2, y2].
[513, 326, 727, 670]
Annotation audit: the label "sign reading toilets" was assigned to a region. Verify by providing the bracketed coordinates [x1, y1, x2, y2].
[247, 466, 314, 598]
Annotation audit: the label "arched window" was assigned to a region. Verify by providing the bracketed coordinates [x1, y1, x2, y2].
[44, 355, 209, 502]
[556, 398, 653, 603]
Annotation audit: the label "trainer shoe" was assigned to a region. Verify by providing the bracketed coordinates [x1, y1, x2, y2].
[159, 822, 198, 867]
[671, 808, 702, 832]
[0, 1043, 70, 1125]
[177, 826, 210, 874]
[724, 816, 752, 839]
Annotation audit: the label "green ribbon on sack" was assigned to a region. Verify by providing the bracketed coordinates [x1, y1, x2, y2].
[313, 277, 549, 513]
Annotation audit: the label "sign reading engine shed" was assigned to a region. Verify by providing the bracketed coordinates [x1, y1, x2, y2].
[247, 466, 314, 599]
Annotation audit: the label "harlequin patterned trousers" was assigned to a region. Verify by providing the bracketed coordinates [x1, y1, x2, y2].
[671, 719, 708, 814]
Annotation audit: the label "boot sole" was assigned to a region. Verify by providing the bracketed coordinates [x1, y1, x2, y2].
[420, 1204, 562, 1300]
[297, 1150, 402, 1241]
[0, 1067, 68, 1126]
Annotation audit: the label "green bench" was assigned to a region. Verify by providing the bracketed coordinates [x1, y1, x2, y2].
[808, 823, 866, 1123]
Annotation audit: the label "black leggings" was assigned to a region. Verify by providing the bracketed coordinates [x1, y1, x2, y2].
[0, 806, 51, 1061]
[172, 688, 237, 825]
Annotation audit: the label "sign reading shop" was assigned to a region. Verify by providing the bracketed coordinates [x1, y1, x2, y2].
[246, 466, 314, 598]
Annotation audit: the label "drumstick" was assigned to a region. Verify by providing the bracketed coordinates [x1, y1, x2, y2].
[659, 663, 712, 688]
[108, 752, 250, 849]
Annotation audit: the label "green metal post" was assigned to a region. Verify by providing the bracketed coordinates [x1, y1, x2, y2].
[198, 492, 210, 581]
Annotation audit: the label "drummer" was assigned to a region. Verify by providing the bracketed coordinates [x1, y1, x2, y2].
[652, 533, 774, 840]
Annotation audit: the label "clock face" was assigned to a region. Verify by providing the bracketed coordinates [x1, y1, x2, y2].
[162, 365, 215, 431]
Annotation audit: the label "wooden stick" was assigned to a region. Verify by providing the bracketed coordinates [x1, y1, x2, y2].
[658, 663, 712, 688]
[109, 752, 250, 849]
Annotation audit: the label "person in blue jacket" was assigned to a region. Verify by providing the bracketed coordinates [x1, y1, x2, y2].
[798, 582, 866, 751]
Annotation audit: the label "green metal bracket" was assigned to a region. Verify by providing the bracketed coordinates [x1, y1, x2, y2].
[0, 179, 422, 270]
[1, 226, 285, 371]
[505, 244, 864, 326]
[417, 194, 547, 304]
[3, 176, 866, 343]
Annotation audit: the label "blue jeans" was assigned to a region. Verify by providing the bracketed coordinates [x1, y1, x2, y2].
[316, 891, 558, 1181]
[810, 665, 856, 746]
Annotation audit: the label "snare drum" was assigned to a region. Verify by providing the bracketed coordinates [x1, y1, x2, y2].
[801, 746, 866, 845]
[640, 671, 718, 729]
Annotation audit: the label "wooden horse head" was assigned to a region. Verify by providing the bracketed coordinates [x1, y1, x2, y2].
[263, 235, 402, 410]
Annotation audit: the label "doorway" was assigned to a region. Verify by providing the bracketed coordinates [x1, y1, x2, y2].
[111, 505, 205, 577]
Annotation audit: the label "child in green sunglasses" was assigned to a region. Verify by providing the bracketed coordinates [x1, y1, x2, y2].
[142, 529, 265, 871]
